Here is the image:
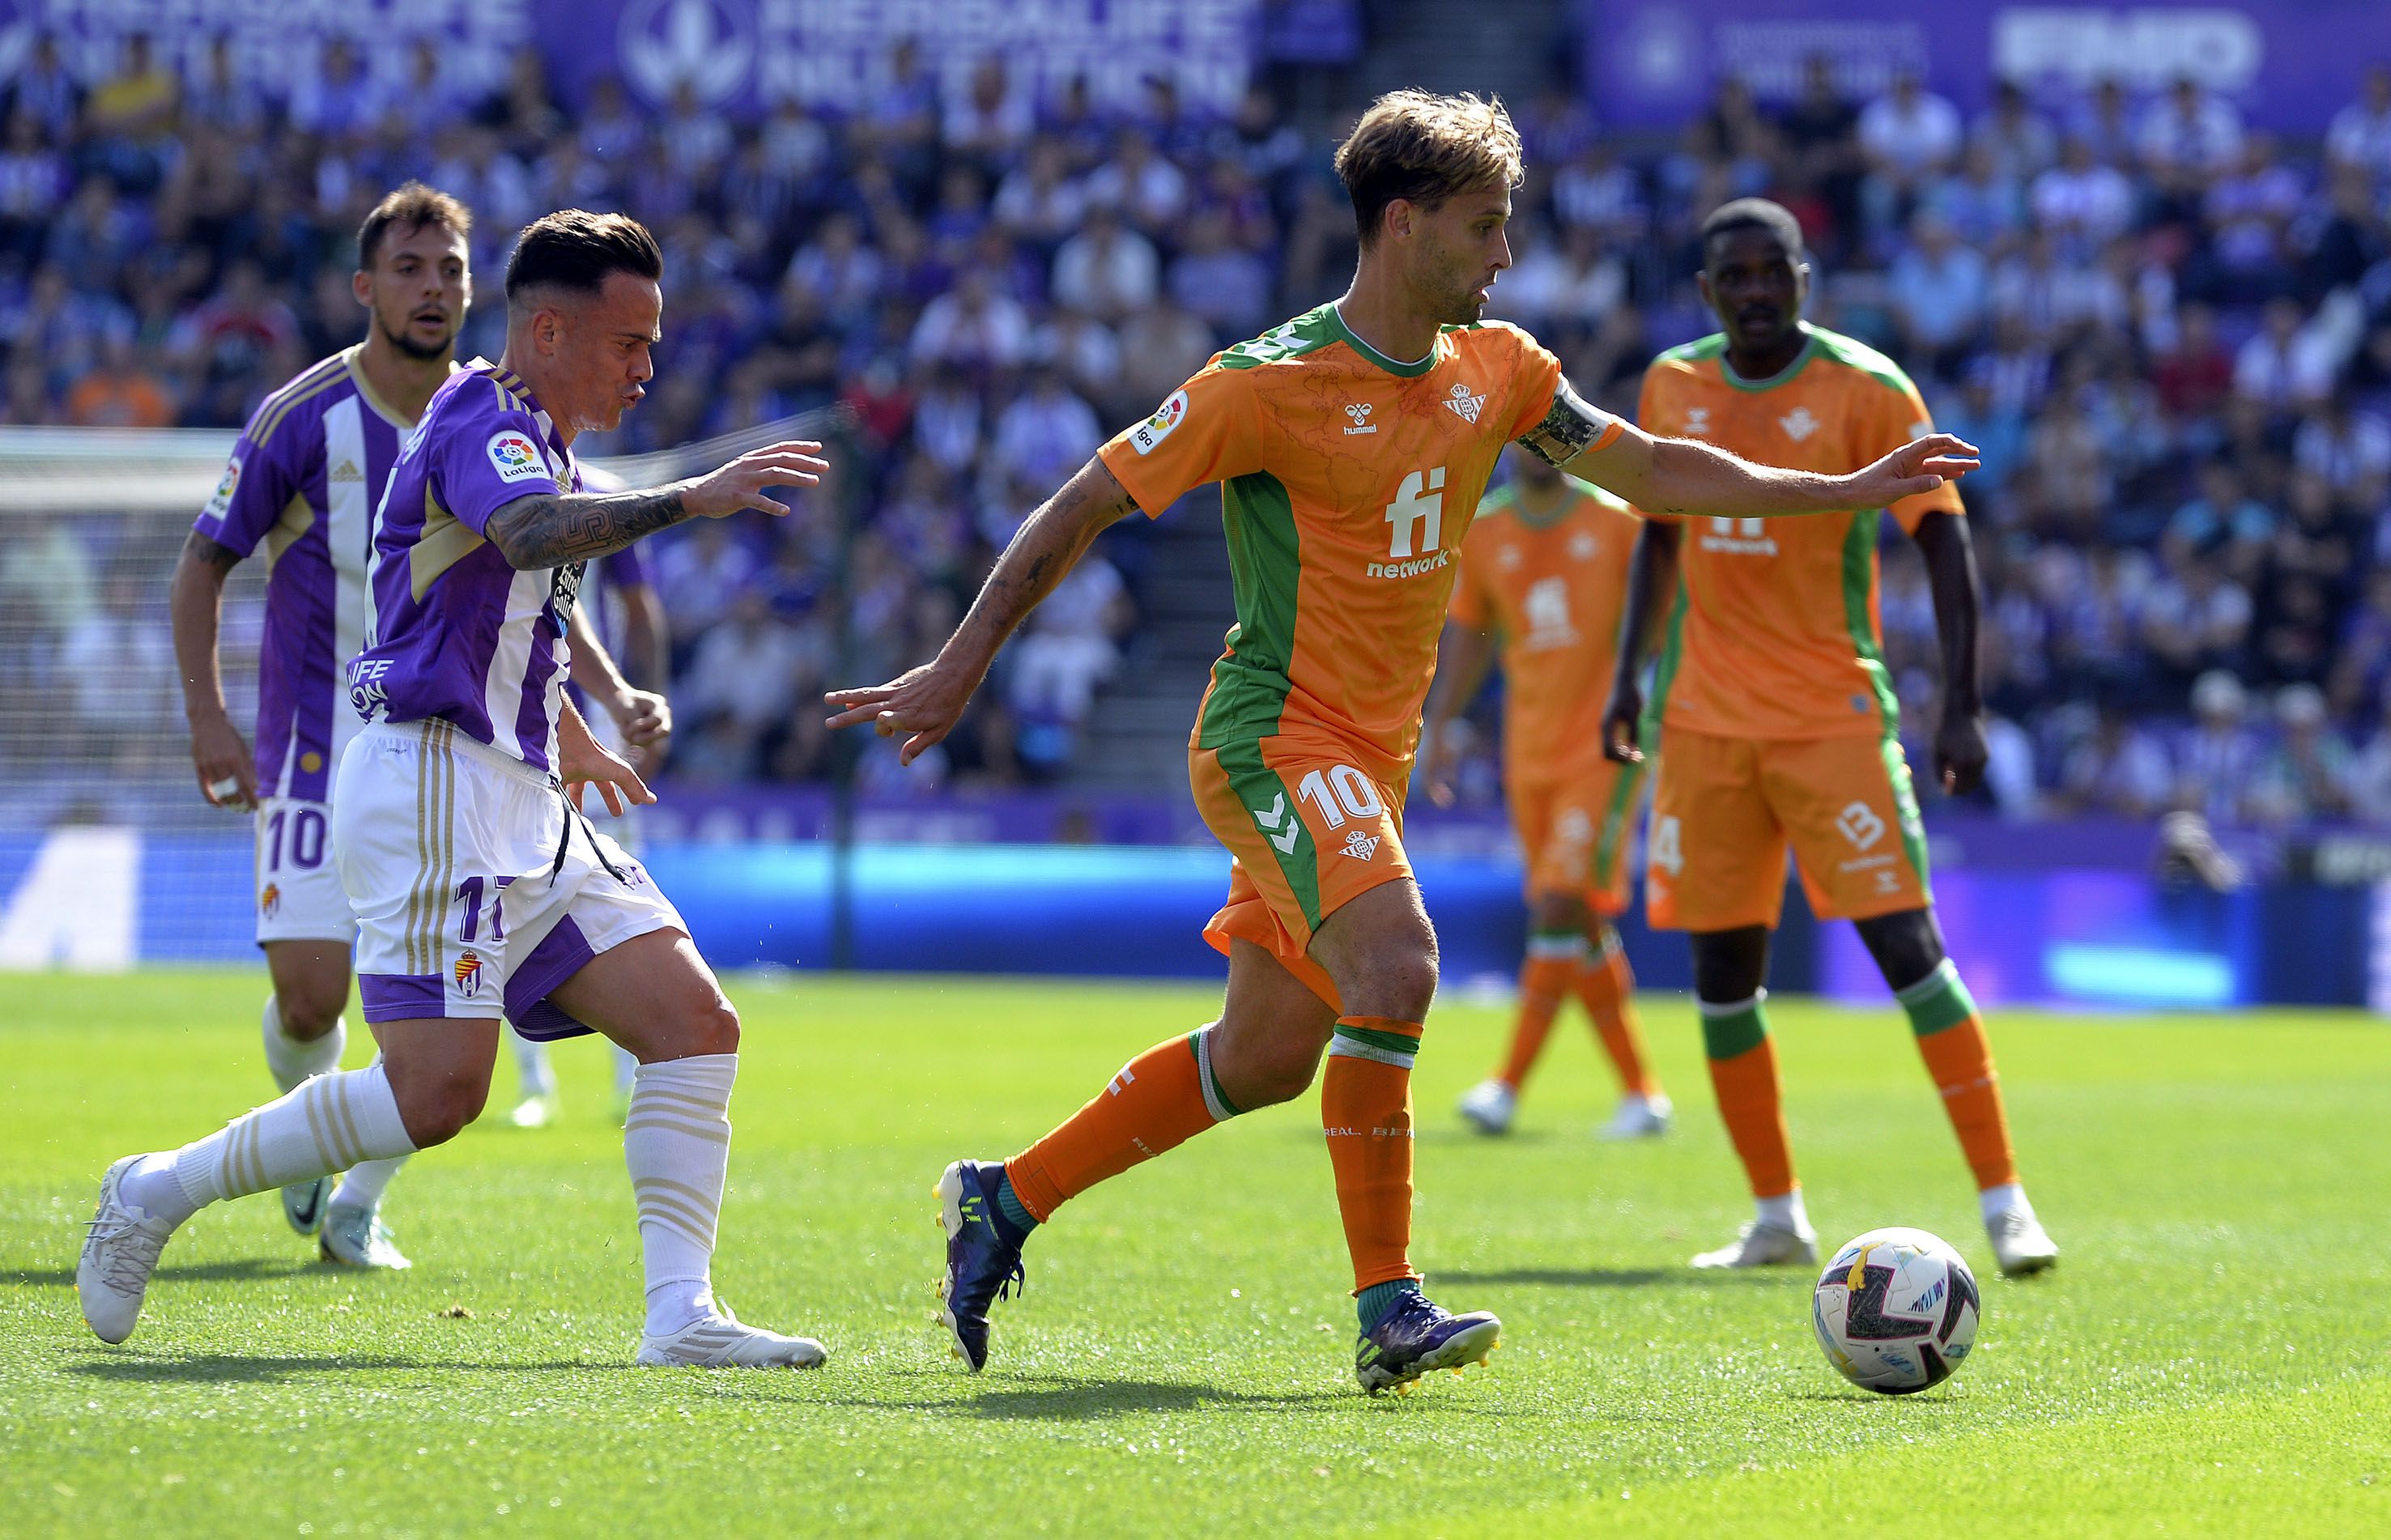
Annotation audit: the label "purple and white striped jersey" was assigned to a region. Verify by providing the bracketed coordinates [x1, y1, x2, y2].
[194, 346, 418, 802]
[348, 358, 582, 776]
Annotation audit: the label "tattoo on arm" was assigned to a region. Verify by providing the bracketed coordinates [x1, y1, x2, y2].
[959, 459, 1138, 652]
[1517, 380, 1610, 467]
[486, 487, 688, 569]
[182, 530, 240, 572]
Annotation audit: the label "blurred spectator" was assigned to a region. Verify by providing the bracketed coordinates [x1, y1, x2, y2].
[1888, 211, 1987, 373]
[1053, 204, 1159, 321]
[1006, 553, 1135, 776]
[2176, 669, 2261, 823]
[65, 334, 174, 427]
[2233, 296, 2335, 414]
[2247, 684, 2354, 823]
[2030, 137, 2135, 255]
[1857, 70, 1963, 239]
[2138, 76, 2244, 185]
[2057, 700, 2175, 816]
[2326, 63, 2391, 183]
[1971, 82, 2057, 185]
[993, 367, 1103, 490]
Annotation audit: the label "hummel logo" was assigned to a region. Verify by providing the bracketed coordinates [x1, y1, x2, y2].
[1344, 402, 1377, 436]
[1443, 381, 1485, 424]
[331, 457, 364, 483]
[1780, 406, 1820, 442]
[1683, 406, 1712, 436]
[1342, 830, 1381, 861]
[1253, 794, 1301, 853]
[1836, 800, 1885, 851]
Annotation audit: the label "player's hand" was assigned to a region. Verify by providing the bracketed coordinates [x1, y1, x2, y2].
[190, 710, 257, 810]
[559, 705, 656, 817]
[1934, 707, 1989, 797]
[609, 687, 673, 751]
[823, 659, 980, 765]
[1600, 683, 1645, 765]
[1845, 433, 1980, 508]
[1421, 730, 1461, 809]
[679, 440, 830, 521]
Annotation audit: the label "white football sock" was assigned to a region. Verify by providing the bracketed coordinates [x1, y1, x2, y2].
[330, 1155, 408, 1212]
[262, 995, 346, 1094]
[130, 1061, 418, 1227]
[623, 1053, 737, 1338]
[1979, 1182, 2031, 1223]
[1757, 1188, 1813, 1236]
[508, 1024, 556, 1099]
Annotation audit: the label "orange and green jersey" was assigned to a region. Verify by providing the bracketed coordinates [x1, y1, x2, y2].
[1097, 303, 1615, 784]
[1447, 478, 1640, 785]
[1635, 323, 1960, 742]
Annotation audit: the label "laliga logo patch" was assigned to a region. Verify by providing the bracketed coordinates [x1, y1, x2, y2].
[454, 948, 484, 998]
[487, 430, 548, 483]
[1130, 389, 1188, 456]
[205, 454, 243, 520]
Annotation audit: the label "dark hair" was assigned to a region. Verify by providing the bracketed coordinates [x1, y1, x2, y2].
[504, 210, 663, 303]
[356, 181, 473, 271]
[1699, 198, 1806, 266]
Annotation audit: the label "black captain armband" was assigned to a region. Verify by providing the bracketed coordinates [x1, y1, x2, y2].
[1517, 380, 1611, 467]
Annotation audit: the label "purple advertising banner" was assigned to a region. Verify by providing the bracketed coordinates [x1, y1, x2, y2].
[0, 0, 1258, 118]
[1585, 0, 2389, 134]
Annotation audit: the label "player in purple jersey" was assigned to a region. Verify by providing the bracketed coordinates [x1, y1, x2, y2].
[507, 470, 674, 1129]
[88, 211, 832, 1368]
[168, 184, 474, 1267]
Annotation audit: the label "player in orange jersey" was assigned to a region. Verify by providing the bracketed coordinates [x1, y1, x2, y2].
[827, 99, 1979, 1394]
[1421, 448, 1670, 1140]
[1603, 199, 2058, 1278]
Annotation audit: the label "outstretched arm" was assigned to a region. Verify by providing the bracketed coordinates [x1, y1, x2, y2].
[1599, 520, 1680, 764]
[1912, 511, 1986, 795]
[481, 440, 829, 570]
[169, 531, 257, 808]
[823, 455, 1138, 762]
[1519, 381, 1979, 518]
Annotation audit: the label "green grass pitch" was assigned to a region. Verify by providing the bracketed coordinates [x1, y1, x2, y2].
[4, 968, 2389, 1537]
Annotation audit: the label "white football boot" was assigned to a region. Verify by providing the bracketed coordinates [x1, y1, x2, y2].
[1691, 1219, 1818, 1270]
[78, 1156, 178, 1344]
[506, 1093, 559, 1129]
[1456, 1078, 1518, 1135]
[636, 1302, 827, 1368]
[320, 1203, 411, 1270]
[1987, 1206, 2060, 1277]
[1597, 1091, 1674, 1140]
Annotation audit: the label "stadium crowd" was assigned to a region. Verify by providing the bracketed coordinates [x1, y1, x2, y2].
[5, 31, 2391, 824]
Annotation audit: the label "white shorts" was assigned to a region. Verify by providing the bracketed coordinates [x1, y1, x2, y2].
[254, 796, 356, 946]
[334, 720, 685, 1036]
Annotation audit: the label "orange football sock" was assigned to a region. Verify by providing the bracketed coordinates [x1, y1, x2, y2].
[1898, 961, 2019, 1191]
[1574, 935, 1660, 1098]
[1005, 1027, 1240, 1221]
[1322, 1015, 1423, 1293]
[1496, 939, 1581, 1089]
[1700, 993, 1796, 1199]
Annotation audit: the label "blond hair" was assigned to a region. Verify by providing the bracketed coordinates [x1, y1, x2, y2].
[1333, 90, 1523, 249]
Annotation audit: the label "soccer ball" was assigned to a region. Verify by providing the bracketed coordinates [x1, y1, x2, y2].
[1810, 1227, 1980, 1395]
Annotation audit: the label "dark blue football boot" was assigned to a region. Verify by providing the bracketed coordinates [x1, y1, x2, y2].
[934, 1159, 1028, 1372]
[1354, 1291, 1502, 1395]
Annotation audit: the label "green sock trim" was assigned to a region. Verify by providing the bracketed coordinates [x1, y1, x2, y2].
[1189, 1029, 1244, 1120]
[1700, 998, 1769, 1061]
[1331, 1023, 1421, 1060]
[1357, 1278, 1420, 1332]
[993, 1173, 1040, 1234]
[1896, 960, 1977, 1037]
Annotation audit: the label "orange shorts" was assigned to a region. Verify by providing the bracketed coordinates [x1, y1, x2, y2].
[1644, 726, 1930, 932]
[1510, 757, 1645, 915]
[1189, 737, 1413, 1010]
